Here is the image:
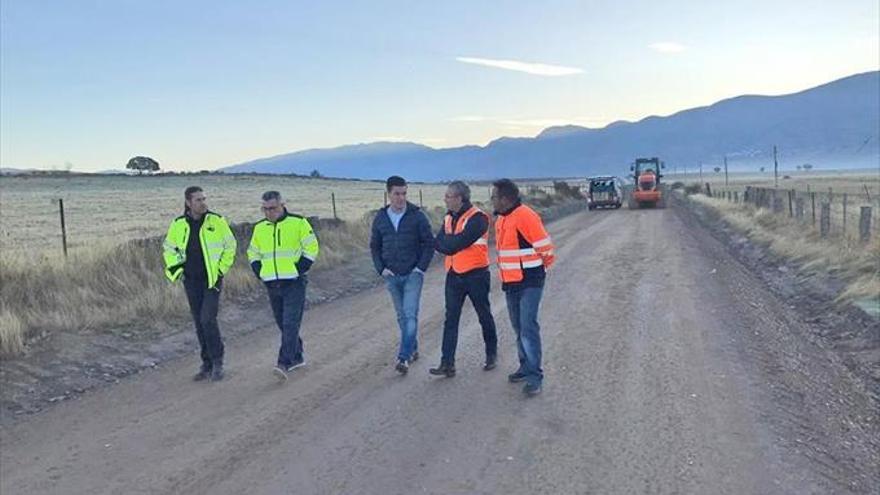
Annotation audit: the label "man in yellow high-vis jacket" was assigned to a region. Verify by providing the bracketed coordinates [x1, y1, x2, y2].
[163, 186, 237, 381]
[248, 191, 319, 380]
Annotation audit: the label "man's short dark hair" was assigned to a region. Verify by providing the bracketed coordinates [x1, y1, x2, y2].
[262, 190, 282, 202]
[386, 175, 407, 192]
[492, 179, 519, 201]
[184, 186, 203, 201]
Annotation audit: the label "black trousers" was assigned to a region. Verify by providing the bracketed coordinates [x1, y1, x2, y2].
[441, 268, 497, 365]
[184, 277, 224, 368]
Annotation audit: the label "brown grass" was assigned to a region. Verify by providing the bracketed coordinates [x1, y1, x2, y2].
[690, 193, 879, 311]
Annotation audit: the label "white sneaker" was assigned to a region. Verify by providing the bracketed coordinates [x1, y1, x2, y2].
[273, 365, 288, 381]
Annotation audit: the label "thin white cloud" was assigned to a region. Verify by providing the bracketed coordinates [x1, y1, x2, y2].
[649, 42, 687, 53]
[449, 115, 490, 122]
[456, 56, 583, 76]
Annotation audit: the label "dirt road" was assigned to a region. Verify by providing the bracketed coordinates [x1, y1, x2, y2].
[2, 205, 877, 494]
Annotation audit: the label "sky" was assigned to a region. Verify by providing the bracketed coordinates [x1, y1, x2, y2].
[1, 0, 878, 172]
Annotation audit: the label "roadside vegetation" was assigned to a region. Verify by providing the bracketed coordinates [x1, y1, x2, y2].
[685, 189, 879, 312]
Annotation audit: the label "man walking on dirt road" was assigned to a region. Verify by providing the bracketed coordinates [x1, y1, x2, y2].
[429, 180, 497, 378]
[163, 186, 237, 382]
[370, 175, 435, 375]
[248, 191, 320, 380]
[491, 179, 556, 396]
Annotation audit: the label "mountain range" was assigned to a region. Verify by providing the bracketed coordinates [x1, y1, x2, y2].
[221, 71, 880, 181]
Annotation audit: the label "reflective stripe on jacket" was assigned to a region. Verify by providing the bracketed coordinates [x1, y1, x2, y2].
[247, 213, 319, 282]
[443, 206, 490, 273]
[163, 212, 237, 288]
[494, 203, 555, 284]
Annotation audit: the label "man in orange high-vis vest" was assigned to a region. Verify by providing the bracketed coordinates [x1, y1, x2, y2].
[491, 179, 556, 397]
[429, 181, 498, 378]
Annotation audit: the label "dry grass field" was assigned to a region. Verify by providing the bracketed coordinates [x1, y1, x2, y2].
[670, 169, 880, 242]
[0, 175, 476, 256]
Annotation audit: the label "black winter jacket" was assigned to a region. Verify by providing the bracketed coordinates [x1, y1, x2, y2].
[370, 202, 434, 276]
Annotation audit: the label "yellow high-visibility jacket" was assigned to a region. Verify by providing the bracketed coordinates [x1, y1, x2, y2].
[248, 212, 319, 282]
[163, 212, 237, 288]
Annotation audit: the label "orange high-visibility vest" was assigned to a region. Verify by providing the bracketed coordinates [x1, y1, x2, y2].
[444, 206, 490, 273]
[494, 203, 555, 283]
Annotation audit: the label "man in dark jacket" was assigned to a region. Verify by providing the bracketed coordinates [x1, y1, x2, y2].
[370, 175, 435, 374]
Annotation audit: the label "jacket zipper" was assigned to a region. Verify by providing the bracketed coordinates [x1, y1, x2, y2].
[198, 217, 214, 288]
[273, 221, 280, 280]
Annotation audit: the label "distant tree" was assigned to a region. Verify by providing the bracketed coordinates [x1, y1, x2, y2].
[310, 169, 323, 178]
[796, 165, 802, 171]
[759, 166, 765, 173]
[126, 156, 160, 175]
[713, 166, 721, 173]
[802, 163, 813, 171]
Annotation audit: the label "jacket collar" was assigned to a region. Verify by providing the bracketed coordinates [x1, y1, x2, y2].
[386, 201, 419, 214]
[494, 199, 522, 216]
[272, 208, 290, 224]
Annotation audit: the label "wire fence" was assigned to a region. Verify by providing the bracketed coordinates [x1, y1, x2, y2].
[705, 184, 878, 243]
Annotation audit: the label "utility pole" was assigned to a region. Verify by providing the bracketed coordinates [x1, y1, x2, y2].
[773, 145, 779, 188]
[724, 156, 729, 186]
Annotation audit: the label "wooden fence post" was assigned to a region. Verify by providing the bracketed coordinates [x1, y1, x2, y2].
[795, 197, 805, 220]
[860, 207, 872, 242]
[842, 193, 847, 237]
[787, 190, 793, 217]
[58, 198, 68, 258]
[331, 192, 337, 220]
[811, 192, 816, 225]
[820, 203, 831, 238]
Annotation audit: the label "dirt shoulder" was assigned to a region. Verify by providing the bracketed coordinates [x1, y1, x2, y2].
[674, 192, 880, 398]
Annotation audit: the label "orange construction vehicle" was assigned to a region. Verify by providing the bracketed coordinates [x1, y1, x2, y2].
[629, 157, 666, 208]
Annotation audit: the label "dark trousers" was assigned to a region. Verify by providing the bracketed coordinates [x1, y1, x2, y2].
[441, 268, 498, 365]
[184, 277, 224, 369]
[267, 278, 307, 367]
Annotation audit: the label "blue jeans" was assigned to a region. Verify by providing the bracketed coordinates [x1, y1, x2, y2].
[505, 286, 544, 386]
[267, 278, 307, 367]
[384, 271, 424, 361]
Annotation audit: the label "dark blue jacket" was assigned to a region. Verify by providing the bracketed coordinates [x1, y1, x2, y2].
[370, 202, 434, 276]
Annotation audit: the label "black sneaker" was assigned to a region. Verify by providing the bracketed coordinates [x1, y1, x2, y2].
[483, 355, 497, 371]
[410, 351, 420, 362]
[210, 364, 225, 382]
[395, 359, 409, 374]
[508, 370, 527, 383]
[429, 364, 456, 377]
[523, 382, 542, 396]
[192, 369, 210, 381]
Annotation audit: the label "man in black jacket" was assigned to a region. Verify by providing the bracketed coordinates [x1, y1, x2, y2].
[370, 176, 435, 374]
